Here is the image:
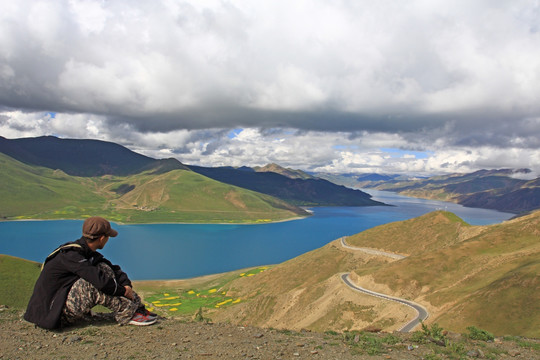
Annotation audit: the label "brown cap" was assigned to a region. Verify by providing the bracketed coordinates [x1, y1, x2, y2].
[82, 216, 118, 239]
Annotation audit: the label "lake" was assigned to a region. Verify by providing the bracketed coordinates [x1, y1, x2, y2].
[0, 190, 514, 280]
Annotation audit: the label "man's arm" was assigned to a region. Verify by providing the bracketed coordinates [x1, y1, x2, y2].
[63, 252, 127, 297]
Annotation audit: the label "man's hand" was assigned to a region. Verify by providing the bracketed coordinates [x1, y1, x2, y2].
[124, 285, 134, 300]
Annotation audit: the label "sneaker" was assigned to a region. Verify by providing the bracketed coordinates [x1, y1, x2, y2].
[137, 306, 158, 320]
[128, 312, 157, 326]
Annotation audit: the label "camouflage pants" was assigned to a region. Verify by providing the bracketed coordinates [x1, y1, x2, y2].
[61, 263, 141, 326]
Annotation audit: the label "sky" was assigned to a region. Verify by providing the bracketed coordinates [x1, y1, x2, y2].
[1, 0, 540, 177]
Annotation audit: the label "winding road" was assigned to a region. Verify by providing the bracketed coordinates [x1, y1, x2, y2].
[339, 237, 429, 332]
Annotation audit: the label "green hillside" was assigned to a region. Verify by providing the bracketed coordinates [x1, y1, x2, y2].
[0, 153, 307, 223]
[0, 153, 107, 217]
[0, 255, 41, 308]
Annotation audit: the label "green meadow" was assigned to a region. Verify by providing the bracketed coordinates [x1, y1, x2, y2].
[0, 153, 306, 224]
[0, 255, 41, 309]
[141, 267, 269, 317]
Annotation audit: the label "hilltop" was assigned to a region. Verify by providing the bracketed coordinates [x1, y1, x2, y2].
[0, 135, 188, 177]
[254, 163, 314, 180]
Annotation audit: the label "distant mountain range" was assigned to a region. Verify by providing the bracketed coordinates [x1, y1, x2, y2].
[315, 168, 540, 214]
[358, 169, 540, 214]
[0, 136, 384, 222]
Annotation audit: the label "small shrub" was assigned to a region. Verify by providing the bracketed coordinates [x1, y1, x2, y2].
[343, 331, 388, 355]
[466, 326, 495, 341]
[421, 321, 447, 344]
[382, 333, 400, 345]
[411, 330, 429, 344]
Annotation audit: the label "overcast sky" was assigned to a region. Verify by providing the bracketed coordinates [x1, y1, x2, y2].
[1, 0, 539, 177]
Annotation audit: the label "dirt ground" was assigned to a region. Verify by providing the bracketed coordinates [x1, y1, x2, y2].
[1, 309, 539, 360]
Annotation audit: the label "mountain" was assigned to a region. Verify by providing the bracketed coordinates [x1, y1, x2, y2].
[209, 210, 539, 337]
[1, 136, 386, 210]
[0, 135, 187, 176]
[314, 172, 405, 189]
[364, 169, 540, 214]
[253, 163, 314, 180]
[0, 152, 307, 223]
[189, 165, 385, 207]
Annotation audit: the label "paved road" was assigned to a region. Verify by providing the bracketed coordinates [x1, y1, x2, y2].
[340, 237, 406, 260]
[339, 237, 428, 332]
[340, 273, 429, 332]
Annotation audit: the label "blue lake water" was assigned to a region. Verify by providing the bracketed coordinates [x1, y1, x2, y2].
[0, 190, 514, 280]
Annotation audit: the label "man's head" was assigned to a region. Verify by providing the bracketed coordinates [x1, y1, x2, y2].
[82, 216, 118, 241]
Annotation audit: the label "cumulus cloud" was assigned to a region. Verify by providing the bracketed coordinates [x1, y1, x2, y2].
[1, 0, 540, 176]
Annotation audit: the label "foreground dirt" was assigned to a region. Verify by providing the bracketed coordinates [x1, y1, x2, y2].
[1, 310, 539, 360]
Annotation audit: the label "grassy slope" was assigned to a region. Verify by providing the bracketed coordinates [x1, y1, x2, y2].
[352, 211, 540, 337]
[204, 211, 540, 337]
[346, 211, 471, 255]
[0, 153, 107, 218]
[0, 153, 305, 223]
[0, 255, 41, 308]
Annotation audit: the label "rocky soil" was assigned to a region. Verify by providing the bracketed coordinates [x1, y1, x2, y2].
[1, 308, 539, 360]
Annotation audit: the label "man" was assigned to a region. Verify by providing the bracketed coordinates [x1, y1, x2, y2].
[24, 216, 156, 329]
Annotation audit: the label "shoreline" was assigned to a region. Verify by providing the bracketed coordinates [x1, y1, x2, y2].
[0, 214, 310, 226]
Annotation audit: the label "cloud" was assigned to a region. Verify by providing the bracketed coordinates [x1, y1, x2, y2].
[1, 1, 540, 176]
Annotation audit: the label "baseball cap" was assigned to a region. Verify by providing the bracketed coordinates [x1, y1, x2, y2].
[82, 216, 118, 239]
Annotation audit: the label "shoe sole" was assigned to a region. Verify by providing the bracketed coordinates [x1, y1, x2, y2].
[128, 318, 157, 326]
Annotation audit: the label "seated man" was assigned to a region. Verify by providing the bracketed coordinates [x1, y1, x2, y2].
[24, 216, 156, 329]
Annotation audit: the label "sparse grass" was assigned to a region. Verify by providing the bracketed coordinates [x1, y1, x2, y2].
[504, 336, 540, 351]
[344, 331, 401, 355]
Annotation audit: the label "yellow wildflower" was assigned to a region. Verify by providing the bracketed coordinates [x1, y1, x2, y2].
[216, 299, 233, 307]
